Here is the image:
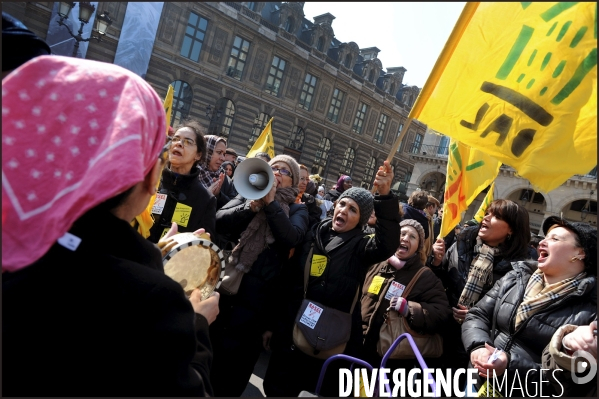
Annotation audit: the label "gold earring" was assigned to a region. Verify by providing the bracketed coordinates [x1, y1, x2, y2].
[570, 256, 582, 262]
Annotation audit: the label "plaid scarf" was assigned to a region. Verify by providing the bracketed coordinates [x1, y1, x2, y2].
[197, 135, 226, 189]
[458, 236, 499, 308]
[515, 269, 586, 329]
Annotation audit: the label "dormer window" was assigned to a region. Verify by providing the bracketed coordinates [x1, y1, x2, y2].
[284, 16, 294, 33]
[247, 2, 256, 11]
[317, 36, 324, 52]
[344, 54, 351, 68]
[363, 53, 372, 61]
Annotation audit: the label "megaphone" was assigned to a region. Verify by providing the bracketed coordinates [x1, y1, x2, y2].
[233, 158, 275, 200]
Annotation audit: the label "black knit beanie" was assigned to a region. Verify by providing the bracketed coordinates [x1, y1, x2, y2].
[337, 187, 374, 227]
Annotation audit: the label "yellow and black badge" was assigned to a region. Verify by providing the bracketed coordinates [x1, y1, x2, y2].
[310, 254, 327, 277]
[172, 203, 192, 227]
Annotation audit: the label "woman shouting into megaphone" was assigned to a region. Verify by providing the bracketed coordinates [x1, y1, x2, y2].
[209, 155, 309, 396]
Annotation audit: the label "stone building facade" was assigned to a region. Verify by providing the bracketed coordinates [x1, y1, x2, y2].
[5, 1, 428, 194]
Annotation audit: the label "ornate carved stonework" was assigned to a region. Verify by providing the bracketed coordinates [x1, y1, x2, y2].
[367, 110, 378, 135]
[250, 49, 268, 83]
[208, 27, 228, 66]
[316, 84, 330, 113]
[158, 3, 182, 45]
[343, 98, 355, 125]
[387, 121, 397, 144]
[286, 67, 301, 99]
[337, 41, 359, 69]
[277, 2, 304, 35]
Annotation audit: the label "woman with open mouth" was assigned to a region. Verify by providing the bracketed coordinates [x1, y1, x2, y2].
[428, 199, 532, 385]
[147, 121, 216, 243]
[263, 160, 400, 397]
[361, 219, 451, 374]
[462, 217, 597, 396]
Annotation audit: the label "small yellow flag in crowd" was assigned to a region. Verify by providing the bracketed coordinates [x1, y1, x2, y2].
[411, 2, 597, 193]
[474, 182, 495, 223]
[246, 117, 275, 159]
[440, 139, 501, 238]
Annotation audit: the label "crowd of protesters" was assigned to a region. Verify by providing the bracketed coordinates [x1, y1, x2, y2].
[2, 13, 596, 398]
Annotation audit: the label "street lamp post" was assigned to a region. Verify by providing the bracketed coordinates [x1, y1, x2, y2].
[57, 2, 113, 57]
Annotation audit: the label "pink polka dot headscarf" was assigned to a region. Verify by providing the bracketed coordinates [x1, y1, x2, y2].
[2, 55, 166, 271]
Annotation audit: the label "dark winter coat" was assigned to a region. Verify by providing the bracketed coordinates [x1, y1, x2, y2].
[430, 225, 521, 308]
[2, 208, 214, 397]
[300, 192, 326, 229]
[215, 174, 238, 210]
[262, 193, 401, 397]
[361, 256, 451, 353]
[323, 188, 343, 202]
[462, 260, 597, 394]
[209, 195, 309, 396]
[148, 166, 216, 243]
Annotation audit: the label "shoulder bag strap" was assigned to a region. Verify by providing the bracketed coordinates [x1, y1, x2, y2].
[400, 266, 429, 299]
[302, 245, 315, 298]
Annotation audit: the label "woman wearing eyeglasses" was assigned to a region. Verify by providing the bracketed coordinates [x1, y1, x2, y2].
[147, 121, 216, 243]
[209, 155, 309, 396]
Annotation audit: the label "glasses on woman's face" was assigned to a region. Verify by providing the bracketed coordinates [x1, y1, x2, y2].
[271, 166, 293, 178]
[171, 135, 196, 147]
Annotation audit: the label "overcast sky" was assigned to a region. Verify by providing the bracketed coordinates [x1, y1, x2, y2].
[302, 2, 466, 88]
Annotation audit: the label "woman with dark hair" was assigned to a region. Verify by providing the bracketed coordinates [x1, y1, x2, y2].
[2, 55, 218, 396]
[197, 135, 238, 210]
[462, 217, 597, 395]
[428, 199, 532, 381]
[324, 174, 352, 202]
[222, 161, 235, 178]
[148, 121, 216, 242]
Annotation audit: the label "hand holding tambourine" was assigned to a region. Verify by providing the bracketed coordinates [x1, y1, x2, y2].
[158, 223, 225, 301]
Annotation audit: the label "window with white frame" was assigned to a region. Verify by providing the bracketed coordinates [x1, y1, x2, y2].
[352, 102, 368, 135]
[340, 147, 355, 176]
[180, 12, 208, 62]
[227, 36, 250, 80]
[373, 113, 388, 144]
[361, 156, 377, 189]
[264, 56, 286, 96]
[327, 88, 345, 123]
[298, 73, 317, 111]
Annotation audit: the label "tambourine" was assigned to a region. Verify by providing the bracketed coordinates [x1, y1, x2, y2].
[162, 233, 226, 299]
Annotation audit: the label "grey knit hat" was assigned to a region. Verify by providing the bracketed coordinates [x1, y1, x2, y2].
[337, 187, 374, 227]
[269, 154, 300, 187]
[400, 219, 425, 250]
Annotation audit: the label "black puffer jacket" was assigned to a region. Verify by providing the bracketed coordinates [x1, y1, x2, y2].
[462, 261, 597, 393]
[430, 226, 521, 308]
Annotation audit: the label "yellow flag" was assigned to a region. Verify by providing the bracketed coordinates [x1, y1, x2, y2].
[163, 84, 174, 135]
[411, 2, 597, 193]
[246, 117, 275, 159]
[130, 85, 174, 238]
[474, 182, 495, 223]
[440, 139, 501, 238]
